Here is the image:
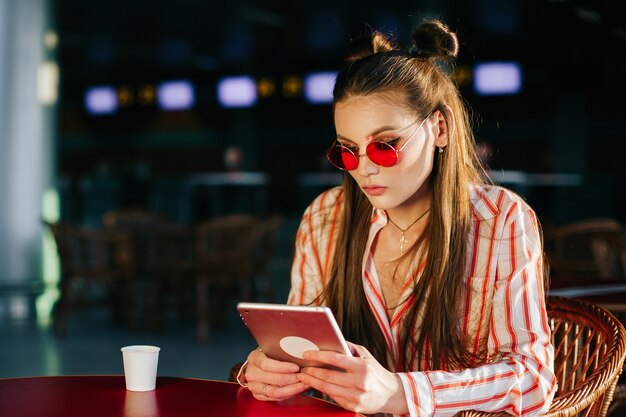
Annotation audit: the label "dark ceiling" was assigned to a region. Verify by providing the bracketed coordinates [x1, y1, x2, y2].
[54, 0, 626, 96]
[55, 0, 626, 120]
[56, 0, 626, 69]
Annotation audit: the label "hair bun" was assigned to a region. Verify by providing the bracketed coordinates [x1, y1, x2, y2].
[345, 31, 396, 63]
[411, 19, 459, 60]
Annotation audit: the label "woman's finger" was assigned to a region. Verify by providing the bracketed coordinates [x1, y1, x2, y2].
[297, 371, 357, 400]
[302, 349, 367, 372]
[251, 381, 310, 401]
[299, 366, 354, 388]
[249, 350, 300, 373]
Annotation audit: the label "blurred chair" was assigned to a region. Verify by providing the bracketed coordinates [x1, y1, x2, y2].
[194, 214, 259, 343]
[46, 221, 135, 335]
[239, 213, 284, 303]
[142, 224, 196, 329]
[103, 208, 176, 326]
[545, 218, 626, 280]
[102, 207, 172, 228]
[457, 296, 626, 417]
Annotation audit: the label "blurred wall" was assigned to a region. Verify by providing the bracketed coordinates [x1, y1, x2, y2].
[0, 0, 55, 283]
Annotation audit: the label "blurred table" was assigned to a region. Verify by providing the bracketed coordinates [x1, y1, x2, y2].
[487, 171, 582, 187]
[0, 375, 362, 417]
[184, 172, 270, 220]
[550, 280, 626, 313]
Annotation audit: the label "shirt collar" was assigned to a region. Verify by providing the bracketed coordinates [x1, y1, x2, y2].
[469, 183, 500, 220]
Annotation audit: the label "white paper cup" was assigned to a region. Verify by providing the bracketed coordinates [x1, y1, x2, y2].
[121, 345, 160, 391]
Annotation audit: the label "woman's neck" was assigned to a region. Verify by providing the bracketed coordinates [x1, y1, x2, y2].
[385, 184, 432, 229]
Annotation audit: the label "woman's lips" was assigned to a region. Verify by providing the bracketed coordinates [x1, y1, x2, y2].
[362, 186, 386, 196]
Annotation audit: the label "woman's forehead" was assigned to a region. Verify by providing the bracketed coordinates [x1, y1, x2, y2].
[335, 91, 408, 110]
[334, 94, 416, 134]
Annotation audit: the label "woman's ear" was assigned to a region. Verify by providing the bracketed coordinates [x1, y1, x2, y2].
[432, 105, 455, 148]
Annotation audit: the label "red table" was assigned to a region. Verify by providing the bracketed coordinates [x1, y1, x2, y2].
[0, 375, 362, 417]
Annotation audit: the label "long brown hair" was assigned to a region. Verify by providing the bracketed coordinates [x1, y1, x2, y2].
[321, 20, 487, 371]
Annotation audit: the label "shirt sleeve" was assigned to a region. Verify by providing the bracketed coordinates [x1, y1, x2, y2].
[287, 188, 343, 306]
[398, 205, 557, 417]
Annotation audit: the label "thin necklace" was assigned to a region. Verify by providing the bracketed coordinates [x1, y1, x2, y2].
[385, 208, 430, 254]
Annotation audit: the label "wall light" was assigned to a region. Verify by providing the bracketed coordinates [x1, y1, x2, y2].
[304, 71, 337, 104]
[473, 62, 522, 95]
[217, 76, 257, 108]
[84, 85, 118, 115]
[157, 80, 195, 110]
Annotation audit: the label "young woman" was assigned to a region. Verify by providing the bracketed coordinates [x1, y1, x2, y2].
[238, 19, 557, 417]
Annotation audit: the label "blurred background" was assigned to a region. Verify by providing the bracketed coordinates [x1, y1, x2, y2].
[1, 0, 625, 382]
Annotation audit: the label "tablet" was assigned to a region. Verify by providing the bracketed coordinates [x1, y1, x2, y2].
[237, 302, 352, 368]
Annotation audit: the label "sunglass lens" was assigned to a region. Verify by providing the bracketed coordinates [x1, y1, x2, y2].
[326, 146, 358, 170]
[367, 142, 398, 167]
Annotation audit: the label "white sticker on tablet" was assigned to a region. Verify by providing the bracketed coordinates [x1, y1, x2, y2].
[279, 336, 319, 359]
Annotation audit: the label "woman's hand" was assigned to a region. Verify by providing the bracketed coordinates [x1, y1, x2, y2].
[243, 348, 310, 401]
[296, 342, 409, 415]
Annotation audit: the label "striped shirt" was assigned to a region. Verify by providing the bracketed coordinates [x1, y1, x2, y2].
[288, 184, 557, 417]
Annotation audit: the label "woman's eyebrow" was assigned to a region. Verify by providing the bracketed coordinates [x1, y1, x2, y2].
[335, 134, 356, 143]
[336, 125, 401, 142]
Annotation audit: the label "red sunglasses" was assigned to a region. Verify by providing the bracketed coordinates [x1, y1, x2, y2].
[325, 114, 431, 171]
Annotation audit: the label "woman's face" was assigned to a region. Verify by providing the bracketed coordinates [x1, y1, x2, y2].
[333, 93, 438, 211]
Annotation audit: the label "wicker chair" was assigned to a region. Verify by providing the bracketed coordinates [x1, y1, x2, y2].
[457, 296, 626, 417]
[239, 213, 284, 303]
[102, 208, 180, 328]
[194, 214, 259, 343]
[47, 221, 135, 335]
[142, 224, 196, 329]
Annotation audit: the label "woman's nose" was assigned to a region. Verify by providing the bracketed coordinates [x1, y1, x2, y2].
[356, 153, 379, 177]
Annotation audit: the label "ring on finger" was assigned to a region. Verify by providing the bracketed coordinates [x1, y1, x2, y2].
[262, 383, 269, 398]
